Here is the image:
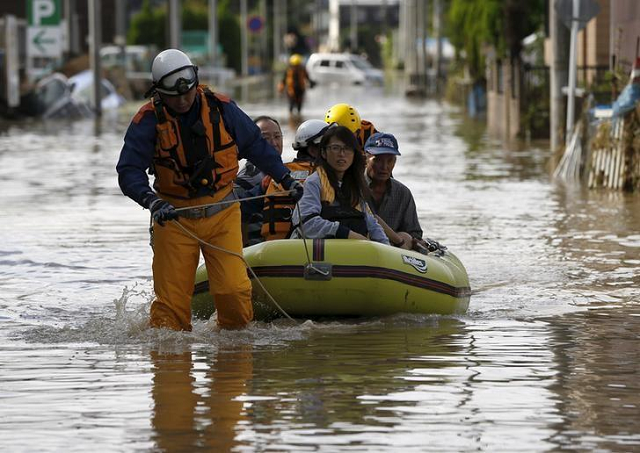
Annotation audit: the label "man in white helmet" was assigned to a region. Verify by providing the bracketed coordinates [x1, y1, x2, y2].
[260, 119, 331, 241]
[116, 49, 303, 331]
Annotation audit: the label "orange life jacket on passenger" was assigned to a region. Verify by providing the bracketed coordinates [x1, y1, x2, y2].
[357, 119, 377, 149]
[284, 65, 308, 98]
[261, 159, 315, 240]
[134, 85, 239, 199]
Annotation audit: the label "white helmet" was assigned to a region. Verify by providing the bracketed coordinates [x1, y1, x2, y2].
[150, 49, 198, 96]
[293, 119, 331, 150]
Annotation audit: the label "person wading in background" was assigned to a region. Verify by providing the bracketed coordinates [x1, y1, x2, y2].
[279, 54, 315, 115]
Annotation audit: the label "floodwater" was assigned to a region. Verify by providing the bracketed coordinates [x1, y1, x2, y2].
[1, 81, 639, 452]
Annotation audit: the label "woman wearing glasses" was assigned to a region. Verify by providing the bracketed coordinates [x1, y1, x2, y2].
[291, 125, 389, 244]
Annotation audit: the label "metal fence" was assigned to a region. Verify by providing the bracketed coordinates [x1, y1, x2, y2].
[521, 64, 614, 139]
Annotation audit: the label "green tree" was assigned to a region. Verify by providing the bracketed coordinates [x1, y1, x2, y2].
[127, 0, 241, 72]
[127, 0, 166, 49]
[447, 0, 545, 81]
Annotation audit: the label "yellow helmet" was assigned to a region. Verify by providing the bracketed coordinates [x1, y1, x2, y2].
[324, 103, 361, 133]
[289, 54, 302, 66]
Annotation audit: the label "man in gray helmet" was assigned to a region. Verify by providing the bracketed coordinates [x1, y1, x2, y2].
[116, 49, 303, 331]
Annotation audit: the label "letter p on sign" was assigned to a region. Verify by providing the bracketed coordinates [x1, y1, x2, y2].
[29, 0, 60, 26]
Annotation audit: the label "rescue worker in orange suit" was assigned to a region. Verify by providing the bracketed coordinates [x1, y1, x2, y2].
[324, 103, 377, 149]
[278, 54, 315, 115]
[261, 119, 332, 240]
[116, 49, 303, 331]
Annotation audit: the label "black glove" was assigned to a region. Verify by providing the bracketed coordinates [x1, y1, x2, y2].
[280, 174, 304, 202]
[144, 193, 178, 226]
[424, 238, 445, 252]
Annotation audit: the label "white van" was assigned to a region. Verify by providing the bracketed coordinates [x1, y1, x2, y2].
[306, 53, 384, 86]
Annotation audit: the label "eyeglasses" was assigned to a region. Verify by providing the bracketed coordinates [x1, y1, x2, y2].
[326, 144, 354, 155]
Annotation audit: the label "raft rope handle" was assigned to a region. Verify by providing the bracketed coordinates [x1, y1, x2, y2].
[294, 201, 330, 277]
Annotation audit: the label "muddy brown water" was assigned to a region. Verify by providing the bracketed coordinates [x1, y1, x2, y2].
[1, 84, 639, 451]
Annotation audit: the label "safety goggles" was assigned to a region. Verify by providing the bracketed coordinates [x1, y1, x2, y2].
[155, 65, 198, 96]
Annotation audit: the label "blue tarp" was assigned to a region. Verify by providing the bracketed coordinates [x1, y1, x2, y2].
[612, 83, 640, 118]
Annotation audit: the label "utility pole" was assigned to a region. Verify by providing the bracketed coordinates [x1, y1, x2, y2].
[416, 0, 426, 91]
[328, 0, 340, 52]
[565, 0, 580, 145]
[64, 0, 80, 57]
[88, 0, 102, 116]
[550, 0, 569, 151]
[208, 0, 218, 66]
[350, 0, 357, 52]
[258, 0, 270, 72]
[273, 0, 282, 67]
[434, 0, 443, 83]
[399, 0, 408, 68]
[241, 0, 248, 76]
[404, 0, 418, 94]
[115, 0, 127, 69]
[168, 0, 181, 49]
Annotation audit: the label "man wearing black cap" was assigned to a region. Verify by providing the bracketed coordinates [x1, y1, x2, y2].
[363, 132, 423, 250]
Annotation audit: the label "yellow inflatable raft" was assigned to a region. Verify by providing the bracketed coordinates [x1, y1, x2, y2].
[192, 239, 471, 320]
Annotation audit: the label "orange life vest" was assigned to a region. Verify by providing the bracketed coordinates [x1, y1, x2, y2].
[261, 159, 315, 240]
[134, 86, 239, 199]
[284, 65, 308, 97]
[357, 119, 377, 148]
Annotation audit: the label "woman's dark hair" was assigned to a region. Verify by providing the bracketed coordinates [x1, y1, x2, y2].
[318, 125, 369, 207]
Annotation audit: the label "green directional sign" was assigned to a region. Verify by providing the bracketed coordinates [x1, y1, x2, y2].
[33, 29, 56, 53]
[27, 0, 62, 59]
[28, 0, 61, 26]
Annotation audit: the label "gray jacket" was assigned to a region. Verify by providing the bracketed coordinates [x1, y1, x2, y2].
[291, 172, 389, 244]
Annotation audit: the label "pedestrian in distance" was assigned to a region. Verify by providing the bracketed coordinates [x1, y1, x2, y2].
[116, 49, 303, 331]
[290, 125, 389, 244]
[278, 54, 315, 116]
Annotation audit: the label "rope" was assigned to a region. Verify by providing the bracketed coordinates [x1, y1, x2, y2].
[173, 189, 293, 213]
[171, 220, 297, 322]
[150, 188, 326, 322]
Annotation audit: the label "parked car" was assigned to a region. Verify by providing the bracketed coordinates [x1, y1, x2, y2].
[19, 70, 125, 119]
[306, 53, 384, 86]
[100, 45, 155, 73]
[68, 70, 126, 111]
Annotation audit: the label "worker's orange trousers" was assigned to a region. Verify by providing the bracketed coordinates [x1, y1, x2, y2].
[150, 191, 252, 331]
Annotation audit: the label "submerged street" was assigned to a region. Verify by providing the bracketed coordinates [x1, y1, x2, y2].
[1, 82, 640, 451]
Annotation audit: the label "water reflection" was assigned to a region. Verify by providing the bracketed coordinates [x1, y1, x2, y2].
[245, 318, 473, 449]
[549, 185, 640, 307]
[546, 308, 640, 449]
[150, 345, 253, 451]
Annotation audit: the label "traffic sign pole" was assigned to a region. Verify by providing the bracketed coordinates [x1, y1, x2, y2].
[566, 0, 580, 145]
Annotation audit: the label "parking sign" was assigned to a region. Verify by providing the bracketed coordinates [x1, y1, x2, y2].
[27, 0, 62, 58]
